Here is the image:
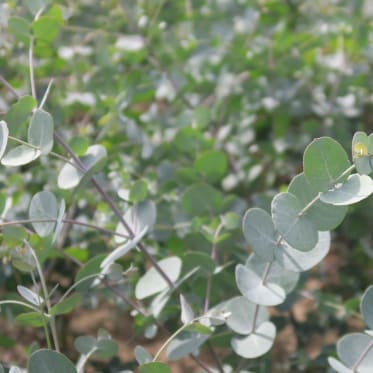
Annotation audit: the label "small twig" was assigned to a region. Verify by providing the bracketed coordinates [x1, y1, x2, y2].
[0, 217, 130, 240]
[53, 131, 176, 291]
[0, 75, 21, 99]
[29, 37, 37, 100]
[39, 79, 54, 109]
[206, 341, 225, 373]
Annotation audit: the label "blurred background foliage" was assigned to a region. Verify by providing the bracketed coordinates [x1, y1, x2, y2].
[0, 0, 372, 372]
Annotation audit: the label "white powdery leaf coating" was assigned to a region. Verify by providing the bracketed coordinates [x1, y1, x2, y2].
[0, 120, 9, 160]
[231, 321, 276, 359]
[321, 174, 373, 206]
[275, 231, 331, 272]
[235, 264, 286, 306]
[1, 145, 40, 167]
[135, 256, 182, 300]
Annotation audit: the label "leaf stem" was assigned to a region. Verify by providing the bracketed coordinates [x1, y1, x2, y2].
[0, 217, 130, 240]
[30, 270, 52, 349]
[28, 242, 60, 351]
[204, 223, 224, 313]
[29, 37, 37, 101]
[351, 339, 373, 371]
[39, 79, 53, 110]
[0, 75, 21, 99]
[152, 316, 203, 361]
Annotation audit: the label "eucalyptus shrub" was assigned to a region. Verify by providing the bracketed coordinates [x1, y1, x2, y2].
[0, 1, 373, 373]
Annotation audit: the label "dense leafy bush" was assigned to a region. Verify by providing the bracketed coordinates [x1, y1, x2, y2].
[0, 1, 372, 372]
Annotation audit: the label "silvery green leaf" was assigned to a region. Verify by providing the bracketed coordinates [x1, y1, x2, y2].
[361, 285, 373, 330]
[57, 144, 107, 189]
[288, 173, 347, 231]
[231, 321, 276, 358]
[29, 191, 58, 237]
[320, 174, 373, 206]
[180, 294, 194, 324]
[337, 333, 373, 372]
[135, 256, 182, 300]
[166, 332, 209, 361]
[1, 145, 40, 166]
[17, 285, 44, 306]
[328, 357, 354, 373]
[246, 254, 299, 294]
[226, 296, 268, 335]
[235, 264, 286, 306]
[0, 120, 9, 160]
[28, 109, 54, 155]
[114, 200, 156, 244]
[134, 345, 152, 365]
[100, 226, 148, 270]
[242, 208, 277, 261]
[271, 192, 318, 251]
[275, 231, 330, 272]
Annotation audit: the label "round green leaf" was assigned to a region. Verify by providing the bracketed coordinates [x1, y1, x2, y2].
[29, 191, 58, 237]
[271, 192, 318, 251]
[134, 345, 152, 365]
[226, 296, 268, 335]
[1, 145, 40, 167]
[320, 174, 373, 206]
[275, 231, 330, 272]
[7, 16, 30, 44]
[181, 183, 223, 216]
[361, 285, 373, 329]
[182, 251, 215, 277]
[139, 362, 170, 373]
[337, 333, 373, 372]
[231, 321, 276, 359]
[235, 264, 286, 306]
[288, 173, 347, 231]
[303, 137, 351, 192]
[194, 150, 228, 182]
[166, 332, 209, 361]
[74, 335, 96, 355]
[242, 208, 277, 261]
[94, 338, 118, 358]
[328, 357, 354, 373]
[68, 136, 89, 156]
[130, 180, 149, 203]
[75, 254, 106, 290]
[4, 95, 36, 136]
[25, 0, 52, 15]
[0, 121, 9, 160]
[28, 109, 54, 155]
[115, 200, 156, 244]
[28, 349, 77, 373]
[32, 16, 60, 43]
[57, 144, 107, 189]
[246, 254, 299, 294]
[135, 256, 182, 299]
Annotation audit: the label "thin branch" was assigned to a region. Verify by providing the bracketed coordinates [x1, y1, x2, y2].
[39, 79, 54, 109]
[0, 75, 21, 99]
[0, 217, 130, 240]
[29, 37, 37, 100]
[206, 341, 225, 373]
[53, 131, 176, 290]
[190, 355, 214, 373]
